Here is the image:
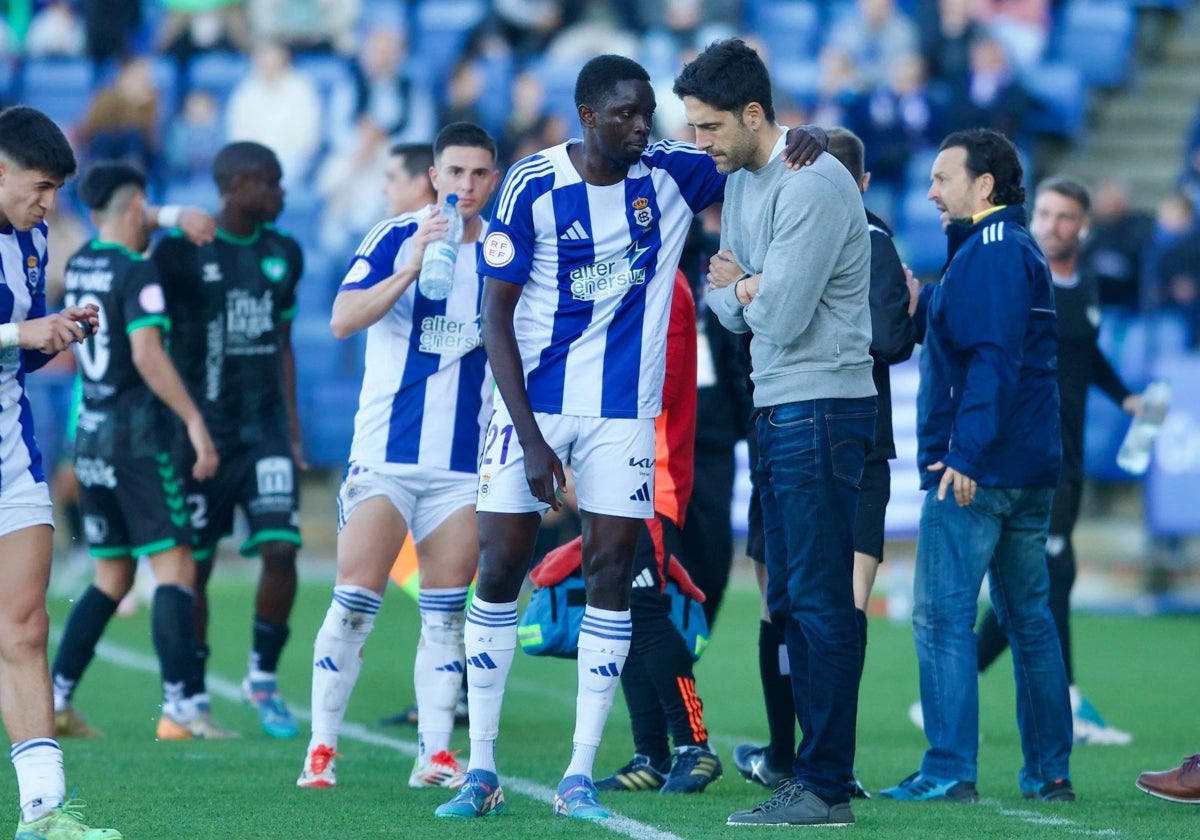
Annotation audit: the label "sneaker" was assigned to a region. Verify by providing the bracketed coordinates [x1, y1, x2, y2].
[155, 710, 241, 740]
[54, 708, 101, 739]
[1021, 776, 1076, 802]
[596, 754, 667, 792]
[732, 743, 790, 789]
[879, 772, 979, 802]
[1136, 754, 1200, 803]
[380, 688, 469, 727]
[435, 769, 505, 818]
[1072, 696, 1132, 746]
[908, 700, 925, 731]
[15, 799, 122, 839]
[297, 743, 339, 788]
[662, 745, 722, 794]
[850, 775, 871, 800]
[241, 677, 299, 739]
[726, 779, 854, 826]
[553, 774, 610, 820]
[409, 750, 466, 789]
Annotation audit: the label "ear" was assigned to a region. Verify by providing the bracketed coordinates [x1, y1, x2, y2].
[578, 103, 597, 130]
[742, 102, 763, 130]
[428, 164, 440, 192]
[861, 172, 872, 194]
[976, 171, 995, 203]
[1079, 225, 1090, 241]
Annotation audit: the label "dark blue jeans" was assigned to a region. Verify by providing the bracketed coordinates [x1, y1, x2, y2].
[755, 397, 876, 804]
[913, 485, 1072, 785]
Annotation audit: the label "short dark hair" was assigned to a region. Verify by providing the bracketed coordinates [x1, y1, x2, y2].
[433, 122, 496, 162]
[212, 141, 280, 193]
[672, 39, 776, 124]
[77, 161, 146, 211]
[938, 128, 1025, 207]
[574, 54, 650, 110]
[0, 106, 76, 178]
[390, 142, 434, 177]
[1036, 175, 1091, 215]
[826, 127, 865, 184]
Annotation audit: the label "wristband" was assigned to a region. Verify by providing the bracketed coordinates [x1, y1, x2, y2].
[156, 205, 183, 229]
[0, 323, 19, 349]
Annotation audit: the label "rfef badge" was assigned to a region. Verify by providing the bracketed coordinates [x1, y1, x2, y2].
[632, 197, 653, 228]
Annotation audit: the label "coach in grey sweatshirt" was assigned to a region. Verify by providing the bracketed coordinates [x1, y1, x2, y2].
[676, 39, 876, 828]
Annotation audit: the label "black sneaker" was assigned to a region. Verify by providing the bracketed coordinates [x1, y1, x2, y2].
[595, 754, 668, 792]
[379, 697, 470, 728]
[850, 775, 871, 799]
[1023, 778, 1076, 802]
[732, 743, 790, 788]
[662, 745, 723, 794]
[726, 779, 855, 826]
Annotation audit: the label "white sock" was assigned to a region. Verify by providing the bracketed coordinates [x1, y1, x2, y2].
[463, 597, 518, 774]
[309, 585, 381, 752]
[51, 675, 73, 714]
[11, 739, 64, 823]
[564, 606, 631, 780]
[414, 587, 468, 763]
[1069, 684, 1082, 714]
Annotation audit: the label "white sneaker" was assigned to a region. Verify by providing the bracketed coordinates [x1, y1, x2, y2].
[908, 701, 924, 731]
[1071, 690, 1132, 746]
[298, 743, 339, 788]
[409, 749, 466, 789]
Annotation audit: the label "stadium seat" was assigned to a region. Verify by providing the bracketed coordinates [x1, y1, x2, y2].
[188, 51, 250, 108]
[751, 1, 821, 63]
[529, 56, 586, 129]
[17, 58, 94, 129]
[411, 0, 489, 90]
[473, 51, 515, 138]
[894, 187, 946, 278]
[771, 58, 822, 108]
[1058, 0, 1136, 89]
[0, 58, 15, 104]
[1021, 62, 1087, 138]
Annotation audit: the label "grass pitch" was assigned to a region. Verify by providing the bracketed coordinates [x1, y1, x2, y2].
[15, 565, 1200, 839]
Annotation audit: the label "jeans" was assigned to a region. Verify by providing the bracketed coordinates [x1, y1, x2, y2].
[755, 397, 876, 804]
[913, 485, 1072, 784]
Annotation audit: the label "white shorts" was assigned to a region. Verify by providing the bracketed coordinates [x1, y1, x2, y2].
[0, 481, 54, 538]
[477, 403, 656, 519]
[337, 463, 476, 544]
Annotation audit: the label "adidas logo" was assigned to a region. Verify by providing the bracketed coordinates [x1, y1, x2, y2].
[981, 221, 1005, 244]
[589, 662, 621, 677]
[559, 220, 588, 240]
[632, 568, 655, 589]
[435, 661, 465, 673]
[629, 482, 651, 502]
[314, 656, 339, 672]
[467, 652, 498, 670]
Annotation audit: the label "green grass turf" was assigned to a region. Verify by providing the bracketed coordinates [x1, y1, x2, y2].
[10, 568, 1198, 839]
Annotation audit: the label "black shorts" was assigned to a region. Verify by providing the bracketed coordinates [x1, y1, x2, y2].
[77, 449, 192, 559]
[853, 457, 891, 562]
[187, 435, 301, 559]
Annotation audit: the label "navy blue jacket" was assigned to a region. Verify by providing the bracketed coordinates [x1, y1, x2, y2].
[915, 205, 1062, 490]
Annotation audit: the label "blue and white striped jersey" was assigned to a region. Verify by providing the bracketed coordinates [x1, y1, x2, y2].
[341, 206, 491, 474]
[480, 140, 724, 419]
[0, 222, 49, 494]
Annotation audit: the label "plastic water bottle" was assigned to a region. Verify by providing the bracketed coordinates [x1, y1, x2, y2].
[1116, 379, 1171, 475]
[418, 194, 462, 300]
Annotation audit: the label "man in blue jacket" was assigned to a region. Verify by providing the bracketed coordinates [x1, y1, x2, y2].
[881, 128, 1074, 804]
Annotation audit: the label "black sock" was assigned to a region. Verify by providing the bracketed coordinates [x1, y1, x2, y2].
[64, 500, 84, 548]
[620, 652, 671, 768]
[52, 585, 119, 697]
[856, 608, 868, 684]
[152, 585, 199, 692]
[250, 616, 290, 675]
[632, 599, 706, 755]
[759, 619, 795, 770]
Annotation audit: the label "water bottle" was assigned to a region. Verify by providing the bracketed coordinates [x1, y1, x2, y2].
[418, 194, 462, 301]
[1116, 379, 1171, 476]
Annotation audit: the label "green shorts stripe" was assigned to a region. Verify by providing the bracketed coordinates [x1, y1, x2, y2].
[239, 529, 302, 557]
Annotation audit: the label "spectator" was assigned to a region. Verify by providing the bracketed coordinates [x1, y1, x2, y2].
[1153, 196, 1200, 344]
[82, 0, 143, 67]
[497, 71, 565, 165]
[918, 0, 982, 98]
[976, 0, 1049, 71]
[313, 120, 388, 254]
[158, 0, 251, 66]
[487, 0, 576, 62]
[167, 89, 225, 183]
[1144, 191, 1196, 311]
[1079, 179, 1155, 312]
[327, 27, 436, 153]
[225, 41, 322, 185]
[246, 0, 359, 56]
[634, 0, 740, 45]
[439, 60, 485, 129]
[24, 1, 86, 58]
[947, 33, 1029, 140]
[810, 47, 865, 129]
[827, 0, 919, 87]
[1179, 103, 1200, 208]
[76, 57, 160, 177]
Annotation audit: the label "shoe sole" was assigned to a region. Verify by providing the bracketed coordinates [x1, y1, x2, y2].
[1135, 782, 1200, 804]
[297, 779, 335, 788]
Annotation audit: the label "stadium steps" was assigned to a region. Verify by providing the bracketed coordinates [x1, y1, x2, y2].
[1059, 1, 1200, 206]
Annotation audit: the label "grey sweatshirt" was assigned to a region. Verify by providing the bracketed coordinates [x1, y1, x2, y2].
[710, 132, 876, 408]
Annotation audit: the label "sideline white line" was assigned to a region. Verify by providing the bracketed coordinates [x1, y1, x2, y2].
[64, 632, 690, 840]
[981, 798, 1121, 837]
